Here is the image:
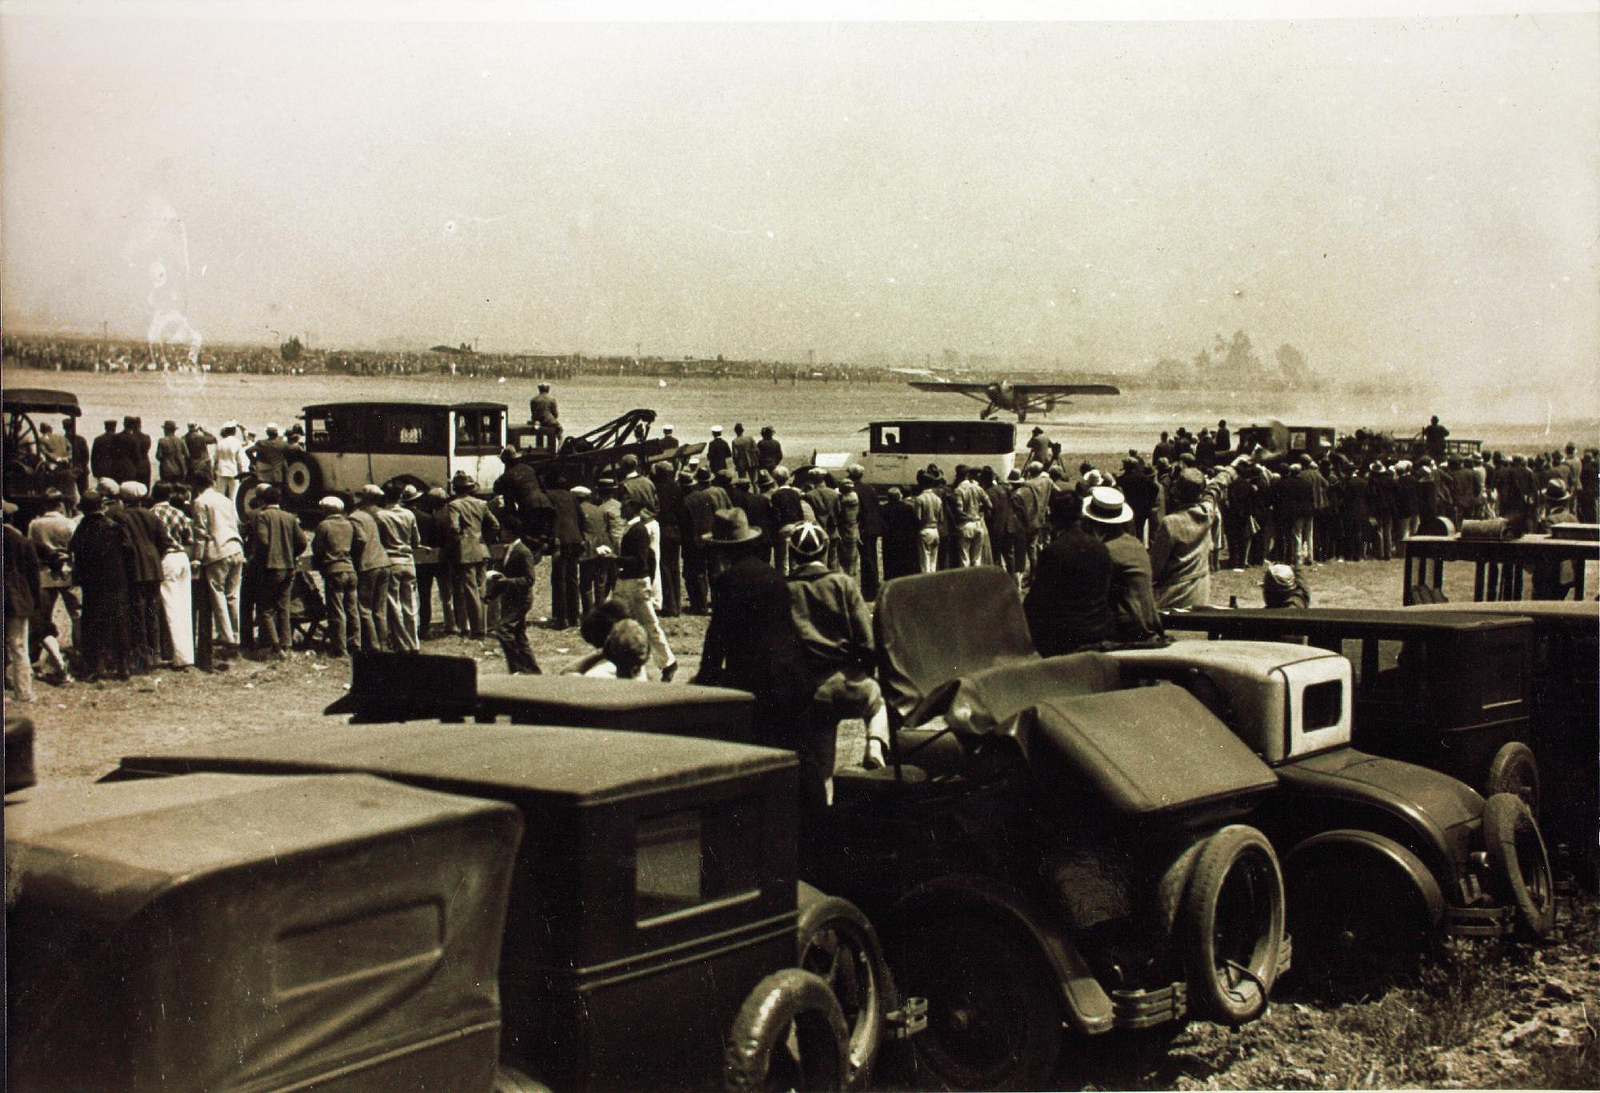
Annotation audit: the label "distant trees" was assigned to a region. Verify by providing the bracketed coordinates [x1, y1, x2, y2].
[279, 335, 303, 363]
[1143, 331, 1321, 389]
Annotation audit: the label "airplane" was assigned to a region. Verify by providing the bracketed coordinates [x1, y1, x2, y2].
[905, 376, 1121, 422]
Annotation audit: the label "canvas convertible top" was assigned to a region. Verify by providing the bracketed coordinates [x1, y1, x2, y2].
[2, 388, 81, 417]
[7, 772, 521, 1093]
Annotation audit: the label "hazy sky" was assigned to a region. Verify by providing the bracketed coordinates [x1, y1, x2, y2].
[3, 4, 1596, 393]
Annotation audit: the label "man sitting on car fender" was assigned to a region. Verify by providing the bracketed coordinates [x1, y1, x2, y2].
[784, 522, 891, 806]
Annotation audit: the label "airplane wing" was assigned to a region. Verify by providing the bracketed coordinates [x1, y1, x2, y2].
[1010, 383, 1121, 396]
[907, 381, 990, 393]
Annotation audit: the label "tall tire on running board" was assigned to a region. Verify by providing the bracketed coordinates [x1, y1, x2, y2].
[281, 449, 322, 507]
[1485, 742, 1541, 819]
[1180, 825, 1285, 1026]
[1482, 792, 1556, 940]
[724, 968, 850, 1092]
[797, 895, 893, 1091]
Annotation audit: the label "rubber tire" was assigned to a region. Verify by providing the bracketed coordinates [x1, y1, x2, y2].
[1286, 846, 1433, 979]
[281, 449, 321, 505]
[1482, 792, 1556, 940]
[234, 473, 268, 521]
[890, 908, 1062, 1091]
[724, 968, 850, 1093]
[796, 895, 892, 1091]
[1485, 742, 1541, 819]
[1179, 825, 1285, 1026]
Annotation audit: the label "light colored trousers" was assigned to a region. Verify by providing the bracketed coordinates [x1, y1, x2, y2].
[159, 552, 194, 666]
[205, 554, 245, 645]
[6, 614, 33, 702]
[918, 528, 941, 573]
[386, 564, 419, 651]
[611, 578, 675, 674]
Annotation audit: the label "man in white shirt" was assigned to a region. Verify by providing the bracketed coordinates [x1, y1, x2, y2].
[214, 421, 245, 500]
[189, 467, 245, 647]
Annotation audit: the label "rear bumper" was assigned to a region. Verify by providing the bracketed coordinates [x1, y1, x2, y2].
[1445, 902, 1514, 937]
[1109, 983, 1187, 1031]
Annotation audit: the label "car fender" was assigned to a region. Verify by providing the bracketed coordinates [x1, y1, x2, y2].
[1284, 829, 1445, 930]
[891, 874, 1114, 1035]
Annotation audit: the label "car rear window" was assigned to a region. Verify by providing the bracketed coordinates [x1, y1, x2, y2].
[634, 798, 760, 925]
[1302, 679, 1344, 731]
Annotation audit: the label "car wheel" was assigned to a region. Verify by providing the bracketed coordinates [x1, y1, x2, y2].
[234, 474, 269, 521]
[797, 896, 892, 1091]
[1180, 825, 1285, 1026]
[1287, 853, 1431, 977]
[724, 968, 849, 1093]
[890, 909, 1061, 1091]
[282, 450, 322, 506]
[1482, 792, 1555, 940]
[1485, 742, 1541, 819]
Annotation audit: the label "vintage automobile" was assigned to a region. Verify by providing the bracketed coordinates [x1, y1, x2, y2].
[7, 771, 523, 1092]
[2, 387, 82, 517]
[110, 723, 887, 1092]
[236, 400, 511, 517]
[1159, 608, 1542, 810]
[1406, 600, 1599, 884]
[815, 419, 1022, 490]
[328, 638, 1288, 1092]
[1234, 421, 1337, 463]
[1109, 640, 1556, 969]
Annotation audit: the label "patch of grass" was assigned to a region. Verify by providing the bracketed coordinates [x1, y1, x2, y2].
[1325, 955, 1503, 1085]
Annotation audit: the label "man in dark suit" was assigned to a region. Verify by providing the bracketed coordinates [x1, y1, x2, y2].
[252, 485, 310, 656]
[114, 481, 172, 672]
[847, 465, 884, 599]
[1024, 490, 1113, 655]
[544, 476, 584, 630]
[122, 416, 153, 487]
[651, 462, 685, 617]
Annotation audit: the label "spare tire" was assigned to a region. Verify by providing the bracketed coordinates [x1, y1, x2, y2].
[281, 449, 321, 506]
[797, 895, 893, 1091]
[724, 968, 849, 1092]
[1180, 825, 1285, 1025]
[1485, 742, 1541, 819]
[1482, 792, 1555, 940]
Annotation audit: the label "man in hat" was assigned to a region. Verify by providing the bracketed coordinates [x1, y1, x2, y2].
[529, 382, 561, 439]
[311, 494, 360, 657]
[184, 421, 217, 477]
[27, 488, 81, 648]
[156, 420, 188, 483]
[880, 485, 919, 581]
[377, 482, 423, 651]
[1082, 485, 1161, 642]
[1150, 457, 1246, 609]
[251, 485, 309, 658]
[682, 467, 728, 613]
[248, 424, 289, 487]
[617, 453, 658, 516]
[447, 473, 498, 638]
[1531, 479, 1579, 600]
[911, 470, 943, 573]
[349, 485, 393, 651]
[843, 465, 884, 598]
[768, 465, 806, 572]
[951, 464, 991, 567]
[90, 419, 121, 482]
[496, 445, 552, 530]
[731, 422, 759, 479]
[575, 482, 615, 615]
[649, 462, 686, 617]
[64, 416, 90, 497]
[36, 420, 70, 465]
[215, 422, 244, 499]
[803, 468, 840, 566]
[1262, 563, 1311, 608]
[190, 467, 245, 650]
[544, 473, 585, 630]
[4, 497, 41, 702]
[1027, 425, 1053, 469]
[785, 522, 892, 803]
[756, 425, 783, 473]
[1422, 415, 1449, 461]
[70, 490, 134, 681]
[706, 425, 732, 475]
[1025, 489, 1113, 655]
[121, 415, 152, 487]
[413, 487, 457, 638]
[486, 508, 553, 676]
[696, 506, 811, 749]
[116, 481, 171, 671]
[612, 496, 677, 680]
[659, 423, 679, 453]
[149, 482, 196, 669]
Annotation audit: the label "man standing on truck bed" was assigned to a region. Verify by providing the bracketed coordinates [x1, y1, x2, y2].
[529, 382, 561, 441]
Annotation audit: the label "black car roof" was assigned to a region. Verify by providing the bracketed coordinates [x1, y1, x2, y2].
[119, 722, 793, 807]
[2, 388, 82, 416]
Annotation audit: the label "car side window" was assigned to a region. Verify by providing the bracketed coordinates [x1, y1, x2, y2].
[634, 797, 760, 925]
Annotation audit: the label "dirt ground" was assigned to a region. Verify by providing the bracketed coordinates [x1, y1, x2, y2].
[15, 554, 1599, 1090]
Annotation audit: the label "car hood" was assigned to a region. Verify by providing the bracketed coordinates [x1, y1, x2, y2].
[1285, 748, 1484, 832]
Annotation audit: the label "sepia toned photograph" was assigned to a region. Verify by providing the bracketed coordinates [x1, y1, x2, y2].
[3, 1, 1596, 1089]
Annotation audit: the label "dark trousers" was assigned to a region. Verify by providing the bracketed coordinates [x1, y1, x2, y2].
[494, 592, 540, 674]
[683, 546, 710, 613]
[579, 557, 614, 618]
[258, 568, 296, 652]
[417, 562, 456, 636]
[128, 580, 162, 672]
[240, 559, 264, 647]
[80, 584, 132, 679]
[659, 538, 683, 616]
[1224, 510, 1251, 568]
[858, 534, 881, 599]
[358, 567, 392, 651]
[322, 570, 358, 655]
[452, 561, 486, 637]
[551, 550, 581, 629]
